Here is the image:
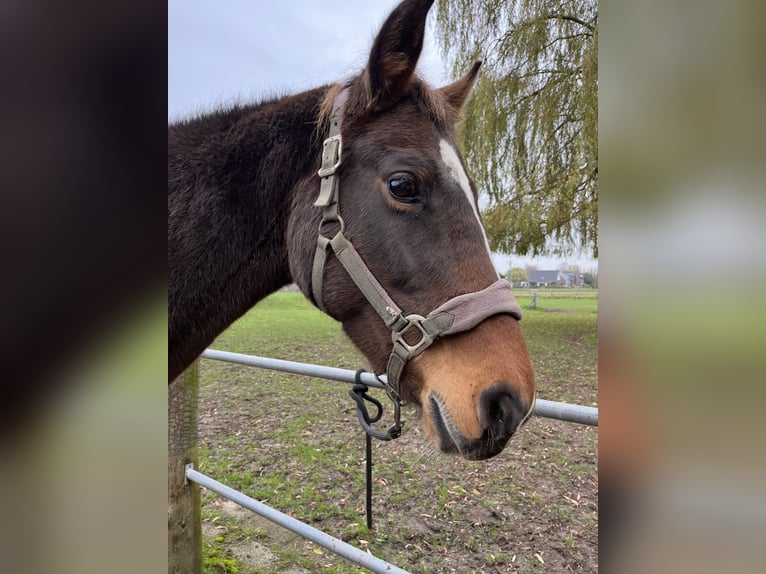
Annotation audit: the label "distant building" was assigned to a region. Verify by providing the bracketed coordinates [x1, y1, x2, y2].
[527, 270, 583, 288]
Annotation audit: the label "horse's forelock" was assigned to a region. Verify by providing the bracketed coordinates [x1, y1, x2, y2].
[317, 75, 453, 138]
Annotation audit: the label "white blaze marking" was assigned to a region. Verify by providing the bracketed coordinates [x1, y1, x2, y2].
[439, 139, 493, 257]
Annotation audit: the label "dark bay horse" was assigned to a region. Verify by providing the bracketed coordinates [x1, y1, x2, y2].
[168, 0, 535, 460]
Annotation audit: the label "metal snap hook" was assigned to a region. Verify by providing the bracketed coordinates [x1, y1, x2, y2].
[350, 370, 403, 442]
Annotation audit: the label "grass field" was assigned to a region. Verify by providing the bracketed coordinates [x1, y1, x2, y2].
[197, 291, 598, 573]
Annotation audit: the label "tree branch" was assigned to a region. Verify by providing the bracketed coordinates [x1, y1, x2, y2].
[546, 14, 597, 32]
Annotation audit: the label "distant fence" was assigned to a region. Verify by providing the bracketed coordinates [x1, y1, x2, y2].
[168, 350, 598, 573]
[515, 288, 599, 298]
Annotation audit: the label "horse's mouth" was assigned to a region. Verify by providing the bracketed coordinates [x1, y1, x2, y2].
[428, 394, 461, 455]
[428, 394, 511, 461]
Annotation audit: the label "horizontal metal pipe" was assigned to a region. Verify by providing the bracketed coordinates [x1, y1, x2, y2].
[201, 349, 598, 426]
[201, 349, 389, 389]
[533, 398, 598, 426]
[185, 467, 409, 574]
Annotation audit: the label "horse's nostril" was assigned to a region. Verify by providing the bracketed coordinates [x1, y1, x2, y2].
[478, 383, 526, 441]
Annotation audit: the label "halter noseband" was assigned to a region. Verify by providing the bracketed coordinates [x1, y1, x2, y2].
[311, 89, 523, 440]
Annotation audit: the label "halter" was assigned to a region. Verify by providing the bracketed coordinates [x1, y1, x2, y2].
[311, 89, 523, 440]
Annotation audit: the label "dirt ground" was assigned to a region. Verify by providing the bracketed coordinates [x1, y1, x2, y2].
[195, 298, 597, 573]
[197, 376, 597, 574]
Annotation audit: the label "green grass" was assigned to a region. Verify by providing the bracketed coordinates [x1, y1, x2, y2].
[203, 541, 239, 574]
[209, 292, 357, 366]
[197, 290, 598, 573]
[517, 295, 598, 313]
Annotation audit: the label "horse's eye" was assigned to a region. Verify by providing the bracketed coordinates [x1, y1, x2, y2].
[387, 173, 420, 203]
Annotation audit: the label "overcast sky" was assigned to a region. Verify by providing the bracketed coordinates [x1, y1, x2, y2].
[168, 0, 449, 120]
[168, 0, 597, 272]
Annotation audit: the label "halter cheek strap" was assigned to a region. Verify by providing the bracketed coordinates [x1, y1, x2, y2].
[312, 89, 523, 440]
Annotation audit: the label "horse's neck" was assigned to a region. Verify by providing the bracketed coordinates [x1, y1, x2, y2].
[168, 87, 325, 379]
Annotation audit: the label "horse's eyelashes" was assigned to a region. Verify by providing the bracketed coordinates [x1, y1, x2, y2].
[387, 173, 420, 203]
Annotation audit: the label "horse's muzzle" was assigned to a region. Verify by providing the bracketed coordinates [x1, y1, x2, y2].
[429, 383, 531, 460]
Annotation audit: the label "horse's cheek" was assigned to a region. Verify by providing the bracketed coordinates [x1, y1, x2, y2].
[286, 182, 320, 298]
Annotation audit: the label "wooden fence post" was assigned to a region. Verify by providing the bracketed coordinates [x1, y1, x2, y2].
[168, 361, 202, 574]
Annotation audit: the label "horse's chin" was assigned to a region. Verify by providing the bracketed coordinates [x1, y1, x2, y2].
[425, 393, 511, 461]
[396, 371, 521, 460]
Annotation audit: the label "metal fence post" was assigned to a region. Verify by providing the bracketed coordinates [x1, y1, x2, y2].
[168, 361, 202, 574]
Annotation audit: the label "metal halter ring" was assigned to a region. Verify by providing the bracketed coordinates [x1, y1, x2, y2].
[391, 314, 434, 357]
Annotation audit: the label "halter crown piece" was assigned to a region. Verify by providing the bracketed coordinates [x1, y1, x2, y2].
[312, 89, 524, 440]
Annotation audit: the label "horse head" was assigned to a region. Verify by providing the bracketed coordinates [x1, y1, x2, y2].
[288, 0, 535, 460]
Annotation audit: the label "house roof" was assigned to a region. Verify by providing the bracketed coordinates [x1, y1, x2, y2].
[528, 270, 560, 283]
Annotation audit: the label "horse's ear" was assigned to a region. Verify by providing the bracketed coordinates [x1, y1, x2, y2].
[362, 0, 434, 112]
[439, 60, 482, 117]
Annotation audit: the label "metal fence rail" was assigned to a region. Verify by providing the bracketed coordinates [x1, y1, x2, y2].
[189, 348, 598, 573]
[201, 348, 599, 426]
[185, 466, 409, 574]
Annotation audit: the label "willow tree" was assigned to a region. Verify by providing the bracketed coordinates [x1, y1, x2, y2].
[435, 0, 598, 257]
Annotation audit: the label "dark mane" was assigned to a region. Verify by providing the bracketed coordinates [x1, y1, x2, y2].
[168, 86, 330, 378]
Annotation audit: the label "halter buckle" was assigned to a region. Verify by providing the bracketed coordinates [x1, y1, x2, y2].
[317, 134, 342, 178]
[391, 314, 434, 358]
